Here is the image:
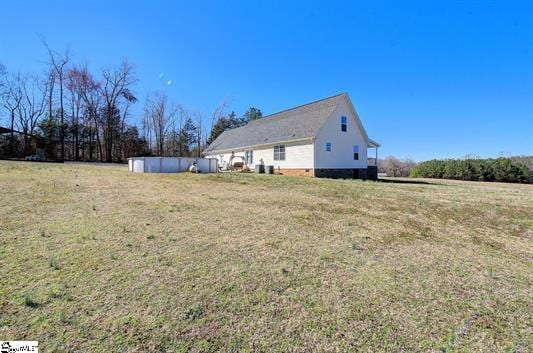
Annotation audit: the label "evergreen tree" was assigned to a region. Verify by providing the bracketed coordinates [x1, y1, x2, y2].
[207, 111, 241, 145]
[410, 157, 531, 184]
[177, 117, 197, 157]
[37, 114, 61, 159]
[121, 125, 149, 158]
[241, 107, 262, 124]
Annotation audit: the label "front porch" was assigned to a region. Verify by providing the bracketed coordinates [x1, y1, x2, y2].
[367, 138, 380, 167]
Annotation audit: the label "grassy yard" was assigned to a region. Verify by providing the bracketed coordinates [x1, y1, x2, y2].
[0, 161, 531, 352]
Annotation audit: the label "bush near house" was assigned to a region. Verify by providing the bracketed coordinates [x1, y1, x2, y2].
[410, 157, 532, 183]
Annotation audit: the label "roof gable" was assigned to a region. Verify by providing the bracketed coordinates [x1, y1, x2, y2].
[342, 94, 370, 144]
[204, 93, 359, 153]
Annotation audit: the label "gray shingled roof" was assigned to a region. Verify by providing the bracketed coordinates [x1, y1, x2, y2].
[204, 93, 346, 153]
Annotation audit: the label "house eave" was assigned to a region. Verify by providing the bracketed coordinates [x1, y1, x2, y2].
[367, 139, 381, 148]
[203, 137, 314, 155]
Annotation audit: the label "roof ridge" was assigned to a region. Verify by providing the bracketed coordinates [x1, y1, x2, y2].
[204, 92, 348, 153]
[258, 92, 346, 120]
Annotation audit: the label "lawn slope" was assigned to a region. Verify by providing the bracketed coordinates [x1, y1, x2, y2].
[0, 161, 531, 352]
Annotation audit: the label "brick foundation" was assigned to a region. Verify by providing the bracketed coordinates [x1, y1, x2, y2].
[314, 168, 376, 180]
[269, 168, 377, 180]
[278, 168, 315, 176]
[367, 166, 378, 180]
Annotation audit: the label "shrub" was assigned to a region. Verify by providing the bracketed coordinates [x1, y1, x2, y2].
[24, 292, 39, 307]
[48, 255, 60, 270]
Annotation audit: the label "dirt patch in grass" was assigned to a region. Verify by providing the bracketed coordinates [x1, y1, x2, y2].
[0, 161, 532, 352]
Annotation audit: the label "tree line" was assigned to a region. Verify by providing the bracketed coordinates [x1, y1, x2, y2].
[378, 156, 417, 177]
[410, 157, 531, 183]
[0, 44, 262, 162]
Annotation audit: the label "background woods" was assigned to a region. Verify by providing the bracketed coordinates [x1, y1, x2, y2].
[1, 46, 530, 184]
[0, 45, 262, 163]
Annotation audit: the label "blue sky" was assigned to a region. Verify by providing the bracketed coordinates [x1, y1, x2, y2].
[1, 0, 531, 160]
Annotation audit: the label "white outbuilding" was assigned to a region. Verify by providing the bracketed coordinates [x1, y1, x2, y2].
[128, 157, 217, 173]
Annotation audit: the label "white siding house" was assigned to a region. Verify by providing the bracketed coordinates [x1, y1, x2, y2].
[212, 141, 314, 173]
[204, 93, 379, 179]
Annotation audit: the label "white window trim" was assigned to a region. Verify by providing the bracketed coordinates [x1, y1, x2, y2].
[245, 150, 253, 165]
[273, 145, 286, 161]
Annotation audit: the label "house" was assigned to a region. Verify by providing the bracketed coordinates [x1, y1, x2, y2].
[203, 93, 380, 179]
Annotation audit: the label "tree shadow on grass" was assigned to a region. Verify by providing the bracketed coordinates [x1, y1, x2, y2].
[377, 178, 444, 186]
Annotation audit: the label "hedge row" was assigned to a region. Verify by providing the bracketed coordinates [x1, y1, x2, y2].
[410, 158, 531, 183]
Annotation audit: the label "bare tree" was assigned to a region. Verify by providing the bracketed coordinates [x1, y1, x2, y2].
[194, 111, 203, 158]
[379, 156, 417, 177]
[144, 92, 177, 156]
[101, 60, 137, 162]
[175, 105, 188, 157]
[115, 97, 133, 160]
[16, 74, 48, 153]
[0, 63, 6, 92]
[0, 72, 23, 154]
[210, 98, 228, 132]
[43, 41, 69, 160]
[0, 63, 6, 129]
[66, 67, 84, 160]
[141, 108, 153, 153]
[2, 54, 151, 162]
[45, 69, 55, 123]
[72, 65, 102, 161]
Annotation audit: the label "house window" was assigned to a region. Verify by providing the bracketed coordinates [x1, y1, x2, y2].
[245, 150, 253, 165]
[341, 116, 347, 132]
[274, 145, 285, 160]
[326, 142, 332, 152]
[353, 145, 359, 160]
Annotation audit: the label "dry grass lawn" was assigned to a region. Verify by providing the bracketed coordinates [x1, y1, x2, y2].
[0, 161, 531, 352]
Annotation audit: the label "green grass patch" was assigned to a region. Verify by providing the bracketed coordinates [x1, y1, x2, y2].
[0, 161, 531, 352]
